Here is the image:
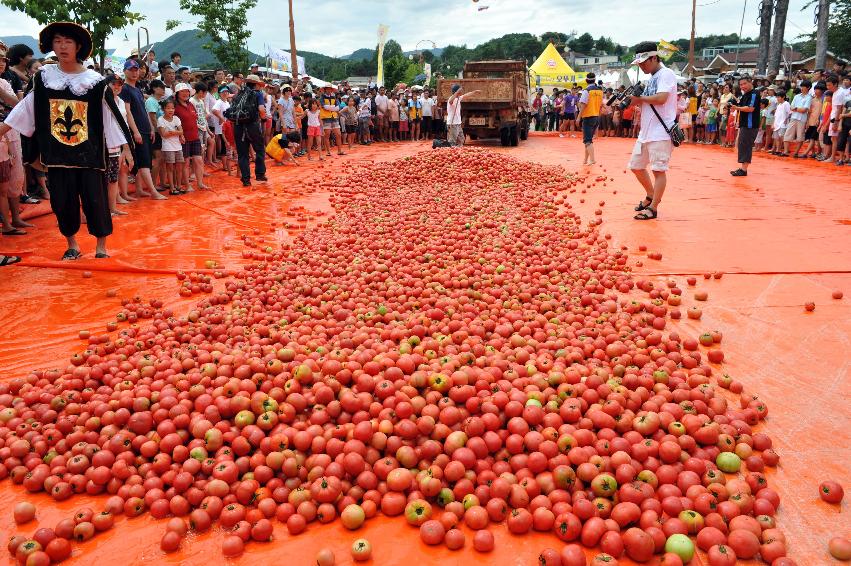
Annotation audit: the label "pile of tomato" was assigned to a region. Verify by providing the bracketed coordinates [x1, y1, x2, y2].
[1, 148, 800, 565]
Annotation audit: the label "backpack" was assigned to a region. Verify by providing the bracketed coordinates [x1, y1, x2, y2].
[224, 87, 259, 124]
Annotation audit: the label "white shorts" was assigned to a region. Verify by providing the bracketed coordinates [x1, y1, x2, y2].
[772, 126, 786, 139]
[628, 139, 673, 172]
[783, 120, 806, 142]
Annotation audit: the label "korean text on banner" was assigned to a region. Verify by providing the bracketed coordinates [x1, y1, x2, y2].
[267, 47, 306, 75]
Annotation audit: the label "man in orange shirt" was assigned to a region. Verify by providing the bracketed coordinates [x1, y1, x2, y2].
[576, 72, 602, 165]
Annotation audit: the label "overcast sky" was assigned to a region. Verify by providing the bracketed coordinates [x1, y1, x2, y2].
[1, 0, 815, 57]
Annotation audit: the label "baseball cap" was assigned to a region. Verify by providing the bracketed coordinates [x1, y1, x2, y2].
[630, 42, 660, 66]
[123, 59, 140, 71]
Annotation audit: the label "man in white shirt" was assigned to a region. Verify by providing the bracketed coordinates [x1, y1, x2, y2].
[783, 80, 813, 156]
[771, 91, 791, 154]
[374, 87, 389, 142]
[627, 42, 678, 221]
[420, 89, 435, 140]
[828, 74, 850, 163]
[446, 84, 481, 146]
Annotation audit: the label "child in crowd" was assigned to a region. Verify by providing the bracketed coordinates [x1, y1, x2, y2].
[221, 118, 235, 175]
[106, 76, 129, 215]
[612, 107, 621, 138]
[305, 99, 323, 161]
[621, 104, 634, 138]
[755, 99, 769, 150]
[696, 100, 707, 143]
[719, 107, 729, 147]
[725, 105, 738, 147]
[358, 97, 372, 145]
[817, 91, 833, 161]
[340, 97, 358, 150]
[705, 99, 718, 145]
[398, 99, 409, 140]
[798, 83, 825, 159]
[771, 92, 791, 155]
[157, 99, 186, 194]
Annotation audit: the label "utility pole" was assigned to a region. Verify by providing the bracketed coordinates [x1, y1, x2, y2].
[689, 0, 697, 76]
[734, 0, 749, 72]
[756, 0, 774, 76]
[767, 0, 790, 76]
[288, 0, 299, 81]
[815, 0, 830, 69]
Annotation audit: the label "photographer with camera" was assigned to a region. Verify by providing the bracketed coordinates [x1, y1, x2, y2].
[626, 42, 679, 221]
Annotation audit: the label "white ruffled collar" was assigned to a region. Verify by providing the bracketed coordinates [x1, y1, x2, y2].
[39, 64, 103, 96]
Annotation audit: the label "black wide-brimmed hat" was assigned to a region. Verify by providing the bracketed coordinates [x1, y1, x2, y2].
[39, 22, 93, 60]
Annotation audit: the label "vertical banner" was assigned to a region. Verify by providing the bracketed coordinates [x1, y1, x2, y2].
[376, 24, 390, 87]
[424, 63, 432, 86]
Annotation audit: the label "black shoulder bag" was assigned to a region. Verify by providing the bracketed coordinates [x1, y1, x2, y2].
[649, 104, 685, 147]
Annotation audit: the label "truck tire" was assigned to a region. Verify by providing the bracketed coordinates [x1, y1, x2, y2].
[520, 124, 529, 141]
[509, 126, 519, 146]
[500, 129, 510, 147]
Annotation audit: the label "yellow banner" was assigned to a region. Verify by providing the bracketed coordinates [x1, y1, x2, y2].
[658, 40, 680, 61]
[377, 24, 389, 87]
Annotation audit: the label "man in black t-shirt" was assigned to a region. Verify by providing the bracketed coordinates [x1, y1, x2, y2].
[730, 76, 760, 177]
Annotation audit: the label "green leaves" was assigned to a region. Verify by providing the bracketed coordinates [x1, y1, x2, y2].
[177, 0, 258, 71]
[1, 0, 141, 66]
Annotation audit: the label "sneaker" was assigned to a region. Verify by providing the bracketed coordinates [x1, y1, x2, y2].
[241, 180, 251, 187]
[256, 176, 268, 182]
[19, 195, 40, 204]
[730, 168, 747, 177]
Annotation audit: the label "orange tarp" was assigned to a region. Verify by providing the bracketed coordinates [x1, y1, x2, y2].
[1, 135, 849, 565]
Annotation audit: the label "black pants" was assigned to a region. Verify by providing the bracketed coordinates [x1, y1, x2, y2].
[836, 119, 851, 153]
[737, 127, 759, 164]
[234, 122, 266, 182]
[47, 167, 112, 238]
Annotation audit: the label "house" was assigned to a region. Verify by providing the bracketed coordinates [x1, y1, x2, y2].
[567, 52, 621, 71]
[687, 47, 848, 80]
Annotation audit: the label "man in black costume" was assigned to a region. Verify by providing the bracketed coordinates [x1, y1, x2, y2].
[0, 22, 133, 259]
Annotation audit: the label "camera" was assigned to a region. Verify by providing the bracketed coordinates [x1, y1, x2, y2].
[606, 83, 644, 111]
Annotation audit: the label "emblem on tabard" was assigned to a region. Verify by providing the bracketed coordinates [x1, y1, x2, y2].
[50, 100, 89, 146]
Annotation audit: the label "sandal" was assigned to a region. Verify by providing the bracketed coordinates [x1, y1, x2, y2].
[95, 252, 110, 259]
[2, 228, 27, 236]
[0, 255, 22, 266]
[61, 248, 82, 261]
[634, 208, 657, 220]
[169, 188, 182, 195]
[19, 195, 40, 204]
[635, 197, 653, 212]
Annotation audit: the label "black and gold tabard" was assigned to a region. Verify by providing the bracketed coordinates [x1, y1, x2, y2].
[33, 72, 107, 170]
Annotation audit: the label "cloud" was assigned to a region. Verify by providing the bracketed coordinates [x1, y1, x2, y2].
[1, 0, 816, 58]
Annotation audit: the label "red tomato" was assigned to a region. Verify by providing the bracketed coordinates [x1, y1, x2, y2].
[819, 480, 844, 504]
[445, 529, 465, 550]
[707, 544, 737, 566]
[420, 520, 445, 545]
[472, 530, 494, 552]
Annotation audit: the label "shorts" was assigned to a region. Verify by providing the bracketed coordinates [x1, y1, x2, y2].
[358, 117, 370, 136]
[678, 113, 692, 128]
[707, 123, 717, 133]
[422, 116, 432, 132]
[822, 132, 832, 146]
[162, 150, 184, 164]
[135, 134, 153, 169]
[307, 125, 322, 137]
[344, 123, 357, 134]
[152, 133, 163, 151]
[182, 140, 203, 158]
[628, 139, 673, 172]
[265, 118, 273, 131]
[622, 119, 632, 130]
[783, 120, 807, 142]
[565, 112, 576, 121]
[322, 118, 340, 131]
[399, 121, 409, 132]
[581, 116, 599, 145]
[107, 154, 120, 183]
[0, 131, 25, 198]
[226, 145, 236, 160]
[804, 125, 819, 141]
[773, 126, 786, 139]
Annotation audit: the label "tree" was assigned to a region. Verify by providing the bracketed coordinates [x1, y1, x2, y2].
[767, 0, 790, 75]
[383, 39, 403, 61]
[1, 0, 141, 67]
[421, 49, 435, 63]
[569, 33, 595, 54]
[801, 0, 850, 60]
[177, 0, 258, 72]
[540, 31, 568, 47]
[594, 36, 615, 54]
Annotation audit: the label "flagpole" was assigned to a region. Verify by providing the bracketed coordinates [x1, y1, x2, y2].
[689, 0, 697, 75]
[289, 0, 299, 81]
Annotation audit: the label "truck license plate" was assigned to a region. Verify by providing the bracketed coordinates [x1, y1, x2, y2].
[468, 117, 487, 126]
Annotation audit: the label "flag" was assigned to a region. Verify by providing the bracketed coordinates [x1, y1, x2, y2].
[376, 24, 390, 87]
[657, 40, 679, 61]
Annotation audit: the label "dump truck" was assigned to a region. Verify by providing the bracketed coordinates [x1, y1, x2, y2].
[436, 60, 530, 147]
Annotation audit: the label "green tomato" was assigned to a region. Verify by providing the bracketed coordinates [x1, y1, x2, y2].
[716, 452, 742, 473]
[664, 533, 695, 562]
